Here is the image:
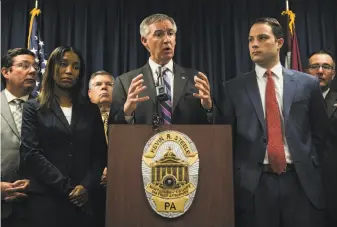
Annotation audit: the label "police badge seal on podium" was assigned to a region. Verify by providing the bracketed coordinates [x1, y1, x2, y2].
[142, 130, 200, 218]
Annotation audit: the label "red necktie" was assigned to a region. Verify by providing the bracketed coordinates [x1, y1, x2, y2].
[265, 69, 286, 174]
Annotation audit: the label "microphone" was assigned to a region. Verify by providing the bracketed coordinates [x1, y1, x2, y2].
[152, 66, 166, 128]
[155, 66, 168, 101]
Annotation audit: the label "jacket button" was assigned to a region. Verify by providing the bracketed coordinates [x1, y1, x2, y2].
[263, 138, 267, 143]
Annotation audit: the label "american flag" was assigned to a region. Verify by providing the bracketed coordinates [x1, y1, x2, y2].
[282, 9, 302, 71]
[28, 8, 48, 97]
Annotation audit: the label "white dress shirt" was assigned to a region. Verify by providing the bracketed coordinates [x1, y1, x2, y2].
[4, 89, 29, 114]
[148, 58, 174, 104]
[255, 63, 293, 164]
[60, 106, 72, 124]
[322, 88, 330, 99]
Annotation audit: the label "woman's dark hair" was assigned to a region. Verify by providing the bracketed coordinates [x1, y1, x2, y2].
[38, 46, 85, 108]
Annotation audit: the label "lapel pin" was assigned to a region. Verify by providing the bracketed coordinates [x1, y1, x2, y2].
[181, 76, 186, 80]
[334, 103, 337, 107]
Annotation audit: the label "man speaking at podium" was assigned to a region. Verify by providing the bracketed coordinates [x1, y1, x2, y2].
[109, 13, 214, 125]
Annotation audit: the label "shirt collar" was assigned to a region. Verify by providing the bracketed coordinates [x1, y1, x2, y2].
[148, 58, 174, 74]
[255, 62, 283, 79]
[323, 88, 330, 98]
[4, 89, 29, 103]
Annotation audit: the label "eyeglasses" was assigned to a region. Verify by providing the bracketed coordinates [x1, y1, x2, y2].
[12, 62, 40, 72]
[307, 64, 334, 72]
[92, 82, 114, 88]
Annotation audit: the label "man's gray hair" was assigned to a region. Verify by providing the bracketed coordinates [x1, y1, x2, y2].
[139, 13, 177, 38]
[88, 70, 115, 89]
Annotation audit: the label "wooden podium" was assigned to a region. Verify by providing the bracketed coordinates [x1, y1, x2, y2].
[106, 125, 234, 227]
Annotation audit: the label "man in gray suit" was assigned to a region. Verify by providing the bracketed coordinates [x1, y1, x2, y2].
[1, 48, 37, 226]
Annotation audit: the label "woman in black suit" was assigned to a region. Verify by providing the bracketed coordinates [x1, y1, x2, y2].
[19, 46, 107, 227]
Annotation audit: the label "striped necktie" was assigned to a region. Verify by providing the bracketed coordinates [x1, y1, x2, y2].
[102, 112, 109, 144]
[160, 67, 172, 124]
[12, 99, 24, 136]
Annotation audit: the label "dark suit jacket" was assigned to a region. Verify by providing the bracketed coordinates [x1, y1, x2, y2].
[322, 89, 337, 224]
[109, 63, 212, 124]
[20, 98, 107, 197]
[217, 68, 329, 210]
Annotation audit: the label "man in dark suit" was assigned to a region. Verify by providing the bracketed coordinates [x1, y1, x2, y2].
[306, 50, 337, 227]
[1, 48, 37, 227]
[217, 18, 329, 227]
[109, 13, 213, 125]
[88, 70, 115, 227]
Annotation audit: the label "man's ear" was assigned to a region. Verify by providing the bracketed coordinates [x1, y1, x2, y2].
[141, 36, 148, 49]
[277, 38, 284, 49]
[1, 67, 10, 79]
[88, 89, 92, 100]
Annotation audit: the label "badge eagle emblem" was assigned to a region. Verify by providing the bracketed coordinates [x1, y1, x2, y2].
[142, 130, 200, 218]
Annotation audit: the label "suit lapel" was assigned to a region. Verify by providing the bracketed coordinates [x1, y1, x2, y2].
[325, 90, 337, 119]
[1, 92, 20, 138]
[172, 63, 188, 112]
[51, 99, 72, 135]
[245, 71, 266, 132]
[70, 102, 80, 132]
[282, 68, 296, 124]
[141, 63, 156, 104]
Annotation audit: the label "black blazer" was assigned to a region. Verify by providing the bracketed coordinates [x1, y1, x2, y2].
[20, 98, 107, 196]
[109, 63, 212, 124]
[322, 90, 337, 224]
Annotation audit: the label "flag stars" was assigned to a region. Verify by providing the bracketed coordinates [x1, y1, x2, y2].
[31, 47, 37, 54]
[39, 40, 44, 47]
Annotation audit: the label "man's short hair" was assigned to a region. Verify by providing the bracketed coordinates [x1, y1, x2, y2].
[88, 70, 114, 89]
[252, 17, 284, 39]
[307, 50, 335, 68]
[1, 48, 35, 69]
[1, 48, 36, 88]
[139, 13, 177, 38]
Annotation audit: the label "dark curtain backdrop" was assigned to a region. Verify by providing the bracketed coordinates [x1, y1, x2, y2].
[2, 0, 337, 100]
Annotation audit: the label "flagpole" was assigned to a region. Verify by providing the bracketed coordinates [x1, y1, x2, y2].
[286, 0, 289, 11]
[35, 0, 38, 9]
[285, 0, 291, 69]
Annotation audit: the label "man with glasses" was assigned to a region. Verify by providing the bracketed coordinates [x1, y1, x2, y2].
[1, 48, 37, 227]
[307, 50, 335, 98]
[307, 50, 337, 227]
[88, 70, 114, 227]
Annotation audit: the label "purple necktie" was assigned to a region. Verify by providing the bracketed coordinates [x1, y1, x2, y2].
[160, 68, 172, 124]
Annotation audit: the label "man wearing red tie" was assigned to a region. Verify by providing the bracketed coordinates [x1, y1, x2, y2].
[217, 18, 329, 227]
